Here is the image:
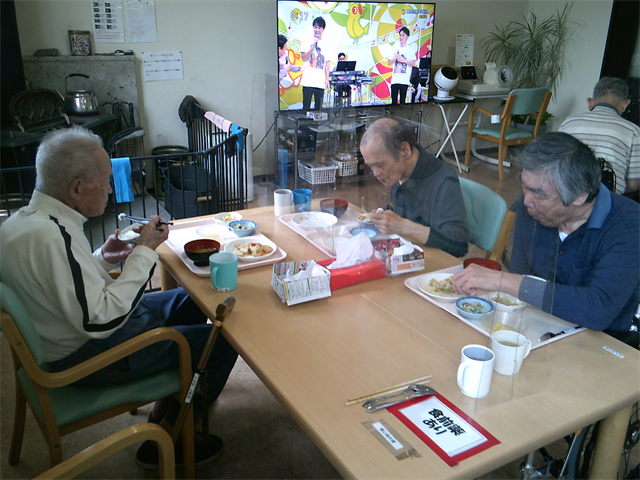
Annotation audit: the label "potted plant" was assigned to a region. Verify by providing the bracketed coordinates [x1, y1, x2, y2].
[482, 3, 578, 130]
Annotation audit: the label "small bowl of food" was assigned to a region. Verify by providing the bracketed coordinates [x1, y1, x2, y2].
[357, 212, 374, 226]
[463, 257, 502, 271]
[118, 223, 143, 244]
[350, 226, 378, 238]
[229, 220, 257, 237]
[320, 199, 348, 218]
[488, 291, 525, 314]
[455, 296, 494, 321]
[184, 239, 220, 267]
[214, 212, 242, 223]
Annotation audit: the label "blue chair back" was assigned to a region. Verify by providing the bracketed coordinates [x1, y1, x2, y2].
[458, 178, 508, 253]
[509, 88, 551, 116]
[0, 282, 48, 369]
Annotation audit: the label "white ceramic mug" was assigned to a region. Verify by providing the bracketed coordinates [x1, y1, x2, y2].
[457, 345, 495, 398]
[274, 189, 293, 216]
[490, 330, 532, 376]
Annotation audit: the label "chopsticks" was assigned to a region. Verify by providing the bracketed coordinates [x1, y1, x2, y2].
[119, 214, 173, 226]
[344, 375, 432, 406]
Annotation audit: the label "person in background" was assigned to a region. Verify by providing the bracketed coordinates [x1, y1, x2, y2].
[0, 127, 238, 469]
[559, 77, 639, 196]
[360, 117, 469, 257]
[387, 26, 417, 105]
[452, 132, 640, 342]
[300, 16, 330, 111]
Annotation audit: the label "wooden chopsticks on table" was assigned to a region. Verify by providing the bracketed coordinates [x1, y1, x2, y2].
[344, 375, 432, 406]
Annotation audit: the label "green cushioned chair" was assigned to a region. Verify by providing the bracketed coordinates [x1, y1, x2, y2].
[464, 87, 552, 180]
[459, 177, 516, 262]
[0, 282, 195, 477]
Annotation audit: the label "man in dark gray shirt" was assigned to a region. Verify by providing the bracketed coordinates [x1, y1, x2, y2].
[361, 118, 469, 257]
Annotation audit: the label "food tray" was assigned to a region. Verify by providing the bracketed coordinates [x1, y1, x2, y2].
[404, 265, 585, 350]
[298, 161, 338, 184]
[333, 159, 357, 176]
[279, 208, 364, 256]
[166, 217, 287, 276]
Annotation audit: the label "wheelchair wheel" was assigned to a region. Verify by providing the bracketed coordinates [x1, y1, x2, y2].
[620, 402, 639, 479]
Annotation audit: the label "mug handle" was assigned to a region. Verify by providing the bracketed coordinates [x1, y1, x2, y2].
[457, 361, 471, 395]
[211, 266, 219, 288]
[523, 339, 532, 358]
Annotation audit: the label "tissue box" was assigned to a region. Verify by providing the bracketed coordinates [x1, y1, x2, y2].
[271, 261, 331, 306]
[317, 257, 386, 290]
[372, 235, 425, 277]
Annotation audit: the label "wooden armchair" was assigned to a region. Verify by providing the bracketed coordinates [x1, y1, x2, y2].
[464, 87, 552, 180]
[0, 282, 195, 478]
[34, 423, 175, 479]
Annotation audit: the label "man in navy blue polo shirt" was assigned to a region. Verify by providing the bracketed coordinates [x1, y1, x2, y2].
[453, 132, 640, 339]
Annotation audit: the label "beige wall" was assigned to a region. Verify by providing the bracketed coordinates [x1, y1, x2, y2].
[15, 0, 613, 173]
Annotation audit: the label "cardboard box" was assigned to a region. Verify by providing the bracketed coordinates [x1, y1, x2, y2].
[372, 235, 425, 277]
[271, 261, 331, 306]
[317, 257, 386, 290]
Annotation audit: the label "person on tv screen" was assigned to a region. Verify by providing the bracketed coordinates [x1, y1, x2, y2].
[387, 26, 418, 105]
[301, 16, 330, 111]
[333, 52, 352, 106]
[278, 34, 292, 81]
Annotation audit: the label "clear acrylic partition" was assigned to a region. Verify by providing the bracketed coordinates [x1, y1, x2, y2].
[470, 200, 565, 411]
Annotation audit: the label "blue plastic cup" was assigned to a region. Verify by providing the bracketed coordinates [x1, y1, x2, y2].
[293, 188, 312, 212]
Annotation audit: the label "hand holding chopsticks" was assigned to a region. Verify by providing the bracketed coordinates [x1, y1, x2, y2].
[344, 374, 432, 406]
[118, 213, 173, 229]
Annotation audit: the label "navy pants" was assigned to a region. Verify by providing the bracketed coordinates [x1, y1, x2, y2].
[303, 86, 324, 110]
[49, 288, 238, 424]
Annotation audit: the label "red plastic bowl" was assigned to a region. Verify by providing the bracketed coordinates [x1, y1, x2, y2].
[319, 198, 348, 218]
[184, 239, 220, 266]
[463, 257, 502, 271]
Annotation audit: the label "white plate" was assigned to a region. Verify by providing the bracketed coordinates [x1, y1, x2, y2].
[213, 212, 243, 223]
[117, 223, 143, 243]
[224, 236, 277, 262]
[417, 272, 463, 301]
[196, 223, 230, 239]
[291, 212, 338, 230]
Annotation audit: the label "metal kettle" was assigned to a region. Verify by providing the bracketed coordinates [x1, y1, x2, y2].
[64, 73, 100, 116]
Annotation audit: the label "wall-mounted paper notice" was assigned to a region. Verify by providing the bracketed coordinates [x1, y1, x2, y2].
[92, 0, 125, 43]
[142, 51, 184, 82]
[455, 34, 474, 67]
[125, 0, 158, 43]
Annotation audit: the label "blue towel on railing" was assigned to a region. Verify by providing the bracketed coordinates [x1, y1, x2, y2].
[231, 123, 245, 152]
[111, 157, 135, 203]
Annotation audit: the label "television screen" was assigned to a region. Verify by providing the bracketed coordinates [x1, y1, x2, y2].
[277, 1, 436, 111]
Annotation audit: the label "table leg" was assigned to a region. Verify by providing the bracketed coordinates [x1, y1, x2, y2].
[159, 263, 178, 291]
[435, 103, 469, 173]
[589, 403, 633, 479]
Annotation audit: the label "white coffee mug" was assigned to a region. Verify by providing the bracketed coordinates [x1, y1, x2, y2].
[490, 330, 532, 376]
[457, 345, 495, 398]
[274, 189, 293, 216]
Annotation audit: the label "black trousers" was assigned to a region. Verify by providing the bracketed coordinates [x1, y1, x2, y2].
[303, 86, 324, 111]
[391, 84, 408, 104]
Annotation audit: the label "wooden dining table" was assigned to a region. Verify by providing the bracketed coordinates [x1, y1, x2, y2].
[156, 205, 640, 479]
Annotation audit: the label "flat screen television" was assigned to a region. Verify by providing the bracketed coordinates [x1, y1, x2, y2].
[277, 1, 436, 111]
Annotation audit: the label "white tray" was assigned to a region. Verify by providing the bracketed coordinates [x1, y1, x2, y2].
[279, 208, 367, 256]
[166, 217, 287, 277]
[404, 265, 585, 350]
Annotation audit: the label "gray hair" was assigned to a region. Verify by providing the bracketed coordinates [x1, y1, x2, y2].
[360, 118, 416, 160]
[593, 77, 629, 101]
[519, 132, 601, 205]
[35, 126, 105, 199]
